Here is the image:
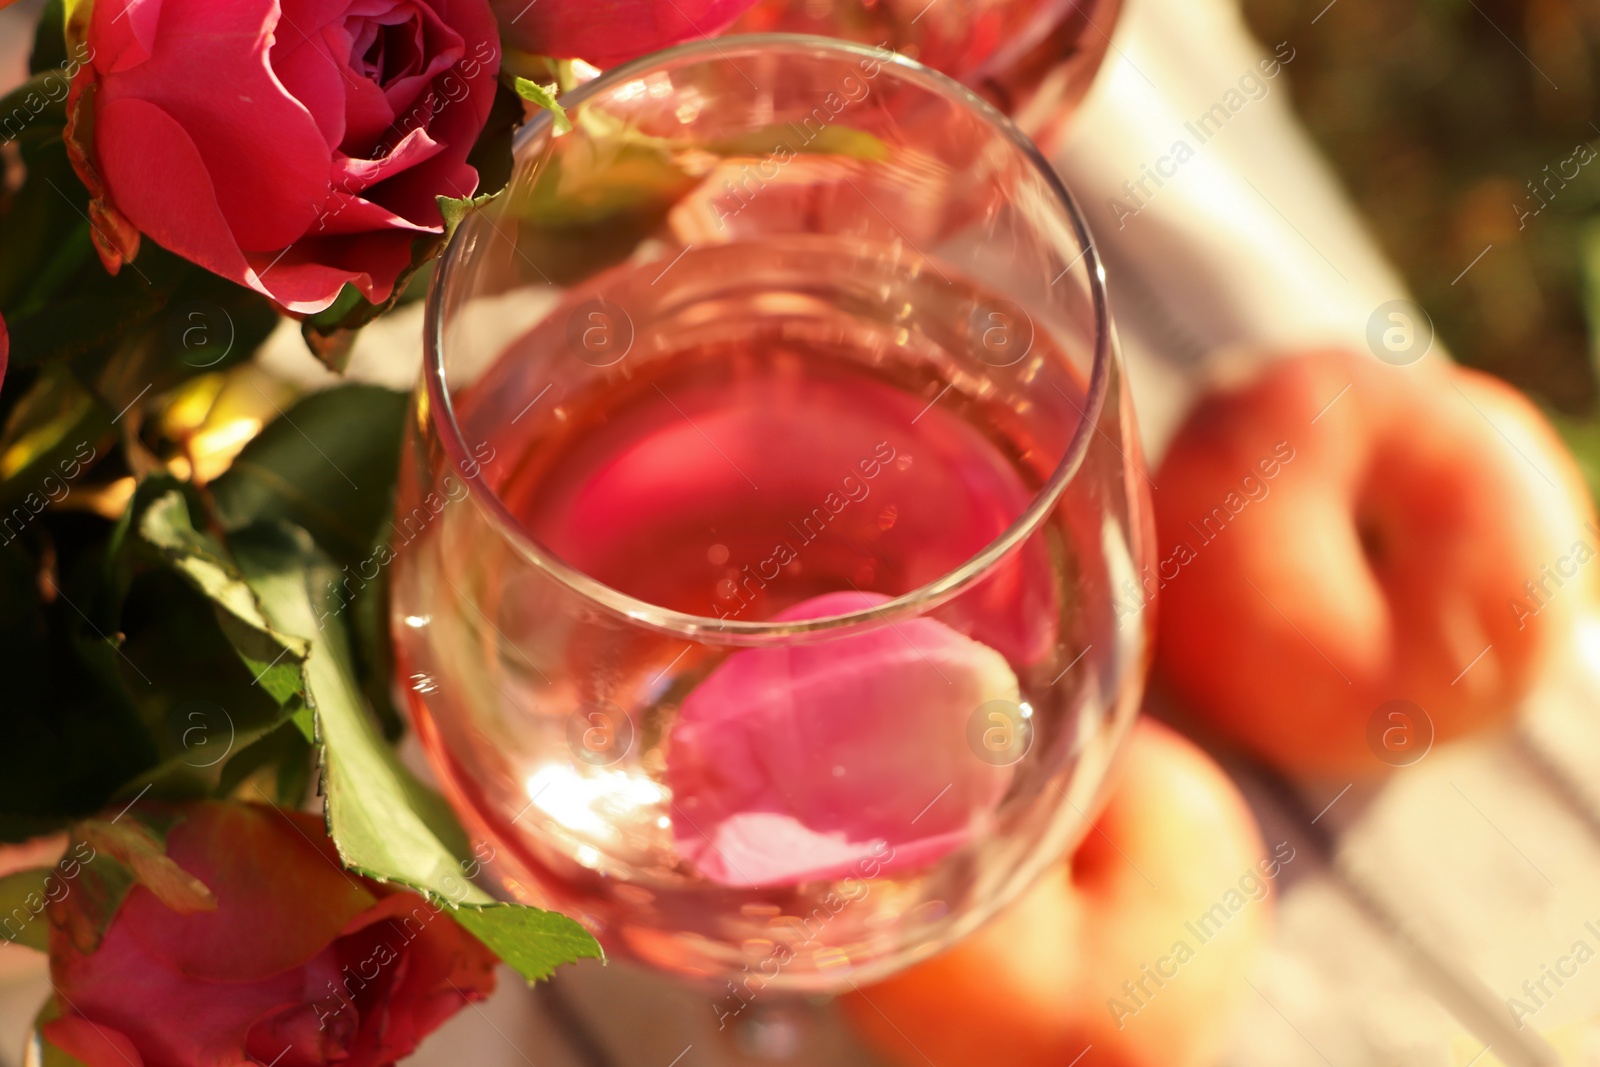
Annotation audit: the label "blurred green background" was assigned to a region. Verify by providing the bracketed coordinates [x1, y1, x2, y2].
[1240, 0, 1600, 494]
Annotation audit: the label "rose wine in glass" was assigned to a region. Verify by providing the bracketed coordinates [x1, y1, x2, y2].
[393, 35, 1152, 1007]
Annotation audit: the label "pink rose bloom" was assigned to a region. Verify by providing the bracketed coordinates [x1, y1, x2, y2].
[68, 0, 501, 313]
[666, 592, 1021, 888]
[492, 0, 760, 68]
[44, 802, 498, 1067]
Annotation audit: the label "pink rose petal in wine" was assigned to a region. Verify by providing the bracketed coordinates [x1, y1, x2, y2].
[667, 591, 1020, 888]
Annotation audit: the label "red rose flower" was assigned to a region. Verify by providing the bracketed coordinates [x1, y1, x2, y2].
[492, 0, 760, 68]
[43, 802, 498, 1067]
[67, 0, 501, 313]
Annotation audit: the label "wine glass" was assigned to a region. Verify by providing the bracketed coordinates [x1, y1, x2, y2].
[732, 0, 1125, 153]
[392, 34, 1152, 1008]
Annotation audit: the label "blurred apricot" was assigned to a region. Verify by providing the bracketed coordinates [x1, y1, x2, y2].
[1152, 350, 1595, 773]
[841, 719, 1275, 1067]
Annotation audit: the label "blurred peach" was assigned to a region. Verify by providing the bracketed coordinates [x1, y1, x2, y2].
[841, 718, 1275, 1067]
[1152, 350, 1595, 774]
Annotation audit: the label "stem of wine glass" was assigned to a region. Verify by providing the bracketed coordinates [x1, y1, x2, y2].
[539, 977, 625, 1067]
[541, 976, 828, 1064]
[723, 996, 816, 1060]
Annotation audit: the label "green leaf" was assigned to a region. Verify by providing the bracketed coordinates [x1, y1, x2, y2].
[306, 284, 369, 327]
[138, 492, 307, 691]
[229, 522, 602, 982]
[438, 191, 501, 242]
[77, 268, 280, 403]
[11, 219, 94, 318]
[299, 259, 433, 372]
[517, 108, 883, 233]
[514, 140, 697, 230]
[0, 72, 68, 145]
[451, 905, 606, 982]
[216, 719, 315, 805]
[0, 869, 53, 951]
[299, 286, 370, 373]
[3, 234, 197, 375]
[466, 82, 525, 203]
[55, 482, 311, 807]
[0, 363, 110, 509]
[0, 476, 316, 838]
[350, 529, 403, 741]
[231, 522, 471, 863]
[513, 77, 571, 134]
[0, 450, 323, 838]
[500, 50, 565, 88]
[9, 295, 166, 366]
[496, 139, 697, 286]
[60, 0, 93, 51]
[0, 538, 158, 843]
[30, 1, 68, 74]
[136, 491, 266, 627]
[0, 133, 90, 316]
[210, 385, 408, 571]
[113, 567, 309, 801]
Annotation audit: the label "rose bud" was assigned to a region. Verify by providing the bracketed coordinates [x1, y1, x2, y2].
[491, 0, 761, 69]
[43, 802, 498, 1067]
[65, 0, 502, 313]
[666, 591, 1021, 887]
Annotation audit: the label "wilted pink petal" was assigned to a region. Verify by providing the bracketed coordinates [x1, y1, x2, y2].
[667, 591, 1019, 887]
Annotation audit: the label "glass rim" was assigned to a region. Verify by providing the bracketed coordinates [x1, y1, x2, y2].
[423, 32, 1113, 644]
